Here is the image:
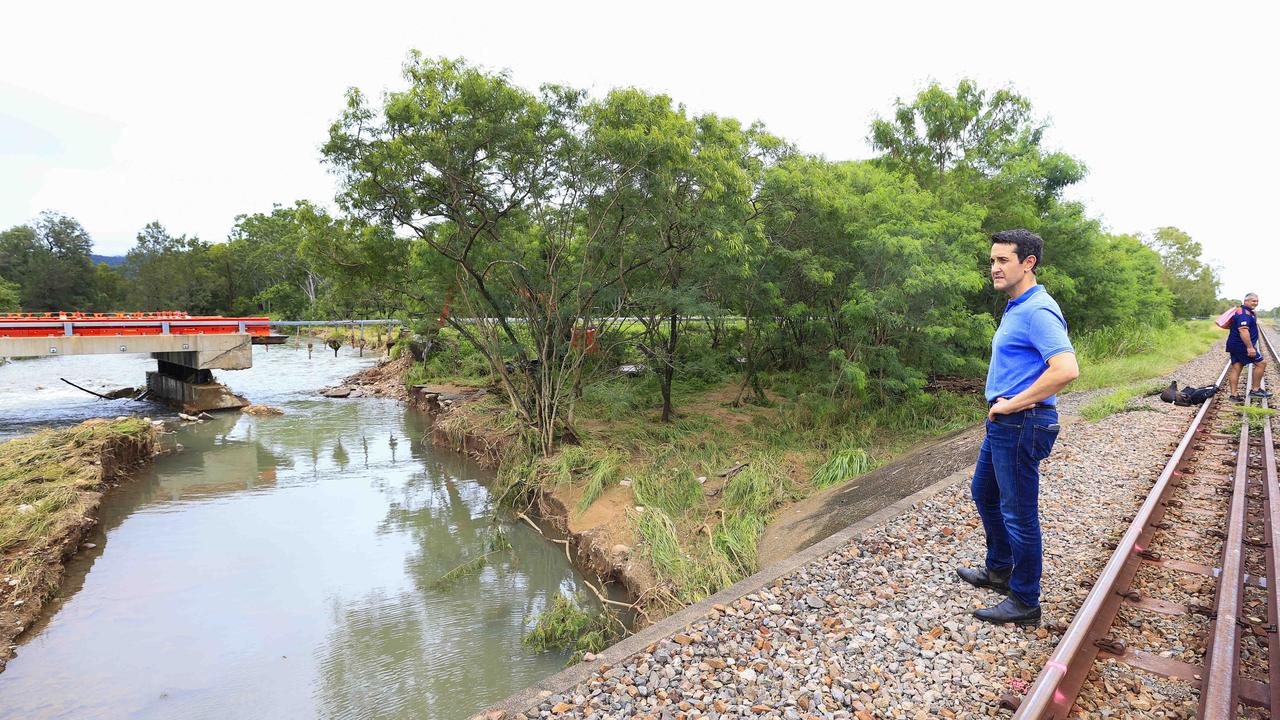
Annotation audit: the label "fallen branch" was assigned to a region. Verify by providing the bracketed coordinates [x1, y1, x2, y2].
[428, 549, 503, 590]
[59, 377, 112, 400]
[516, 511, 544, 535]
[517, 511, 649, 622]
[580, 575, 639, 613]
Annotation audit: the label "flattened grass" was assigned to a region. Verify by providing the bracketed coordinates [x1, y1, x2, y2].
[0, 419, 154, 598]
[567, 384, 981, 609]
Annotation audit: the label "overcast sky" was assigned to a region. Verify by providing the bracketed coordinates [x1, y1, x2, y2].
[2, 1, 1276, 303]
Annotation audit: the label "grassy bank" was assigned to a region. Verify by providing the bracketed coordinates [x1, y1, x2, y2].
[1072, 319, 1220, 391]
[0, 419, 155, 603]
[1072, 320, 1221, 422]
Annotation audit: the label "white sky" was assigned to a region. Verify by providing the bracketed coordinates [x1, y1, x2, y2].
[2, 1, 1276, 304]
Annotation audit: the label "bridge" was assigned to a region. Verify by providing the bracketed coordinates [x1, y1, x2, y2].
[0, 312, 276, 412]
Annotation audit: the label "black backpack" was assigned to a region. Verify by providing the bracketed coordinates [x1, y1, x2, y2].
[1159, 380, 1217, 406]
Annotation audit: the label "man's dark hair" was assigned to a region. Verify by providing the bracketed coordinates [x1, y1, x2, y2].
[991, 229, 1044, 272]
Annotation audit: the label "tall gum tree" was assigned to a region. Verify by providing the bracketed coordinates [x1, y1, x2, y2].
[324, 55, 673, 451]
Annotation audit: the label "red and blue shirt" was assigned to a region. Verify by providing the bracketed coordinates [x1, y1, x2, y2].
[1226, 306, 1258, 352]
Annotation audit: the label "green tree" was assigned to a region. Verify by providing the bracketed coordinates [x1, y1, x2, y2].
[225, 201, 333, 318]
[0, 212, 98, 311]
[1147, 226, 1219, 318]
[123, 222, 215, 312]
[0, 277, 20, 312]
[870, 79, 1086, 233]
[324, 54, 658, 451]
[587, 89, 769, 421]
[760, 157, 991, 397]
[91, 262, 128, 310]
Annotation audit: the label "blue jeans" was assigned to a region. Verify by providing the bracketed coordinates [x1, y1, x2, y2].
[971, 407, 1060, 607]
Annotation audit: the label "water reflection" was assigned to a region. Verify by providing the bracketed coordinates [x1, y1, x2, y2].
[0, 349, 589, 720]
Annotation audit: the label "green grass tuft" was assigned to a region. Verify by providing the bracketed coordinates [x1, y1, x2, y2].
[523, 592, 624, 663]
[576, 450, 625, 514]
[810, 447, 876, 488]
[633, 469, 704, 519]
[1080, 381, 1167, 422]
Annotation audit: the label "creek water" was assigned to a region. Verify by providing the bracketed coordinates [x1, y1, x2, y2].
[0, 342, 591, 719]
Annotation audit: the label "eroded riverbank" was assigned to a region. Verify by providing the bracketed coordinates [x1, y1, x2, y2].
[0, 418, 157, 672]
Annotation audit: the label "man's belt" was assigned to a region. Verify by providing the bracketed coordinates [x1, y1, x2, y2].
[988, 400, 1056, 410]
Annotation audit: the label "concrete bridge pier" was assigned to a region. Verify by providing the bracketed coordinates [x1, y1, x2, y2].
[147, 356, 249, 413]
[146, 339, 253, 413]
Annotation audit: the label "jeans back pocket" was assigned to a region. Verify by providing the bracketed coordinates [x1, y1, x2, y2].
[1031, 423, 1060, 461]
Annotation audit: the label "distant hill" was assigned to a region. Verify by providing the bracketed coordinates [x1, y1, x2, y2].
[90, 254, 126, 267]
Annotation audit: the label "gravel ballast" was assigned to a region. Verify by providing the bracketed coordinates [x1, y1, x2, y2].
[490, 341, 1244, 719]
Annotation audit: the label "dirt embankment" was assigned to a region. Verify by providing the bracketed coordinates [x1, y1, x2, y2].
[423, 394, 660, 616]
[330, 358, 986, 628]
[0, 419, 158, 672]
[326, 358, 659, 618]
[321, 353, 414, 401]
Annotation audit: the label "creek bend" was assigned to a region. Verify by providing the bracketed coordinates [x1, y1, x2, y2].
[0, 343, 594, 719]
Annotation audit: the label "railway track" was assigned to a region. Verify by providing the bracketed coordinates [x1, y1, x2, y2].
[1008, 328, 1279, 718]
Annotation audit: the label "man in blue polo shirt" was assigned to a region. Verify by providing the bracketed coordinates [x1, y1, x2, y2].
[1224, 293, 1270, 401]
[957, 229, 1079, 626]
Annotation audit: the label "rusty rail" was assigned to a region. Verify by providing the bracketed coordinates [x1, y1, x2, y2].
[1015, 328, 1280, 717]
[1012, 358, 1232, 718]
[1198, 346, 1255, 717]
[1260, 327, 1280, 713]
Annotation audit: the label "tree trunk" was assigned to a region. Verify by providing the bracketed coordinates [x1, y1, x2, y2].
[660, 308, 678, 422]
[660, 365, 674, 423]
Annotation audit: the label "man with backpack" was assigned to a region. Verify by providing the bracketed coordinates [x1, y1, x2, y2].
[1225, 293, 1270, 401]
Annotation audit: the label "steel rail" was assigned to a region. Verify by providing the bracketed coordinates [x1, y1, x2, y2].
[1198, 345, 1256, 717]
[1013, 359, 1232, 719]
[1258, 327, 1280, 712]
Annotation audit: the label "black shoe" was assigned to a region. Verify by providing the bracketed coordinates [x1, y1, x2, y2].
[1230, 395, 1245, 402]
[956, 565, 1011, 593]
[1250, 389, 1273, 399]
[973, 595, 1041, 626]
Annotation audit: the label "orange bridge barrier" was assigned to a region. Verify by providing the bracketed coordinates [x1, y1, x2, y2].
[0, 312, 272, 338]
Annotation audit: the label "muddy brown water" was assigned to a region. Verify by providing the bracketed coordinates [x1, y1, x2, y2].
[0, 344, 592, 719]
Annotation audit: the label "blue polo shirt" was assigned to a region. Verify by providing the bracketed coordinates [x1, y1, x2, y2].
[985, 284, 1074, 404]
